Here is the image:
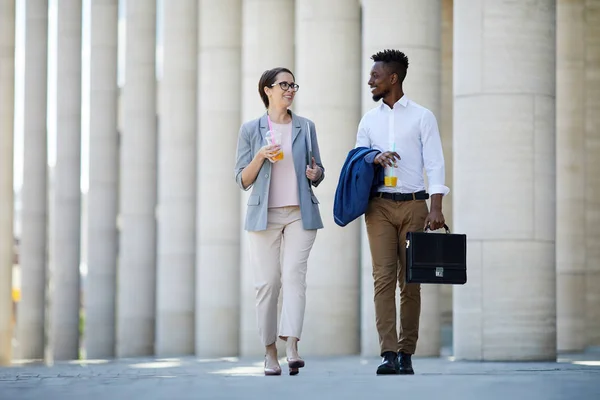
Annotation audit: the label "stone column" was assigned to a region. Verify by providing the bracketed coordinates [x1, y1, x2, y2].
[295, 0, 361, 355]
[196, 0, 242, 357]
[359, 0, 443, 357]
[16, 0, 48, 360]
[359, 221, 380, 356]
[116, 0, 157, 357]
[47, 0, 83, 361]
[556, 0, 586, 353]
[439, 0, 454, 346]
[85, 0, 118, 359]
[239, 0, 295, 357]
[453, 0, 556, 361]
[0, 0, 15, 366]
[156, 0, 197, 356]
[584, 0, 600, 349]
[440, 0, 453, 235]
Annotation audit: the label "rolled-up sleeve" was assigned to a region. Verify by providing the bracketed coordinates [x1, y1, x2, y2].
[421, 110, 450, 196]
[234, 124, 252, 190]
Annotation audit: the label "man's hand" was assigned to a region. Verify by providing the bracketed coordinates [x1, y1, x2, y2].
[424, 208, 445, 231]
[306, 157, 322, 182]
[424, 194, 445, 231]
[374, 151, 400, 167]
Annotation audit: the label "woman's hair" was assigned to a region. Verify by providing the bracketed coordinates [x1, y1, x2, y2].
[258, 67, 296, 109]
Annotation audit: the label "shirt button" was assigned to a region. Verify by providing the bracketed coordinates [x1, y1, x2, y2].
[265, 174, 269, 178]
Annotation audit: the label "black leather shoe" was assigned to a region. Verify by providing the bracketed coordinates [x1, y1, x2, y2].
[397, 352, 415, 375]
[376, 351, 399, 375]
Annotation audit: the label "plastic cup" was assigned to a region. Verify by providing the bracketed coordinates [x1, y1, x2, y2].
[265, 130, 283, 161]
[384, 175, 397, 187]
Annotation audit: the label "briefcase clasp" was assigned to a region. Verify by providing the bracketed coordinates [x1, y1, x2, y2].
[435, 267, 444, 278]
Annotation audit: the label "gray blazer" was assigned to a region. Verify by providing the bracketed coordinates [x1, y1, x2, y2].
[234, 110, 325, 232]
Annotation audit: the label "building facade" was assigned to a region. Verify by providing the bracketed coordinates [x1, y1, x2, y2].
[0, 0, 599, 364]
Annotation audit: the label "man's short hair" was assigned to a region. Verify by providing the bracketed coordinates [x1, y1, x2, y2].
[371, 49, 409, 84]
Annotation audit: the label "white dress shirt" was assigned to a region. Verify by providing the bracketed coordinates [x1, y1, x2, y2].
[355, 96, 449, 196]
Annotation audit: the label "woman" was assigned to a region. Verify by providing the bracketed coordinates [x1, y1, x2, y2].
[234, 67, 324, 376]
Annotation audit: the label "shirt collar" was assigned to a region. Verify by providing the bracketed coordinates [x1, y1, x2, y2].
[380, 95, 409, 110]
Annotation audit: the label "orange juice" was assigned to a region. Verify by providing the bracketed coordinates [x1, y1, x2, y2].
[265, 129, 283, 162]
[272, 151, 284, 161]
[384, 176, 397, 187]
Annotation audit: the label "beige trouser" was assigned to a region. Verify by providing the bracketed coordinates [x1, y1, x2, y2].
[247, 206, 317, 346]
[365, 197, 429, 355]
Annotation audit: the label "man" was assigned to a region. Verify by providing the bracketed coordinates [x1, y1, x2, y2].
[356, 49, 449, 375]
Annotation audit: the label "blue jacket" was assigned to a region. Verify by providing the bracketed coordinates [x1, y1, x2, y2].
[333, 147, 383, 227]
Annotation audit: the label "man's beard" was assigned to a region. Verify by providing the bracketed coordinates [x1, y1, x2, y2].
[372, 89, 389, 102]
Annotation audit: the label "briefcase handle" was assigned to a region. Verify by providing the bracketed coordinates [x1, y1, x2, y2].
[424, 224, 451, 234]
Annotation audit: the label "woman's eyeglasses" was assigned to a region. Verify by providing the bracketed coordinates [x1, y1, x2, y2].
[271, 81, 300, 92]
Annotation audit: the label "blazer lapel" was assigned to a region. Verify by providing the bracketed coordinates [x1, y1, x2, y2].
[291, 111, 302, 144]
[259, 113, 269, 143]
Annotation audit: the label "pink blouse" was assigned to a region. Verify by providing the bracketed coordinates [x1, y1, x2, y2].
[268, 121, 299, 208]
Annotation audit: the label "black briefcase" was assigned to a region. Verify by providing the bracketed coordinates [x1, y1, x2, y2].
[405, 224, 467, 284]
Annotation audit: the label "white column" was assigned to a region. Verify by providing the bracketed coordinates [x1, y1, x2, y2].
[196, 0, 241, 357]
[359, 0, 443, 357]
[47, 0, 83, 361]
[359, 221, 379, 356]
[116, 0, 157, 357]
[295, 0, 361, 355]
[556, 0, 586, 353]
[440, 0, 453, 234]
[584, 0, 600, 349]
[239, 0, 295, 357]
[453, 0, 556, 361]
[156, 0, 197, 356]
[84, 0, 118, 359]
[16, 0, 48, 360]
[0, 0, 16, 366]
[439, 0, 454, 344]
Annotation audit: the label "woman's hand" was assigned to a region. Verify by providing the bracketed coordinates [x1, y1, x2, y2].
[306, 157, 322, 182]
[257, 144, 282, 163]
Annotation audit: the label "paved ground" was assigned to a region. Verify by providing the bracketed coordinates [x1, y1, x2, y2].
[1, 351, 599, 400]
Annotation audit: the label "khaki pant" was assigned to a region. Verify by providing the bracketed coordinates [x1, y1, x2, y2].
[247, 206, 317, 346]
[365, 196, 429, 355]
